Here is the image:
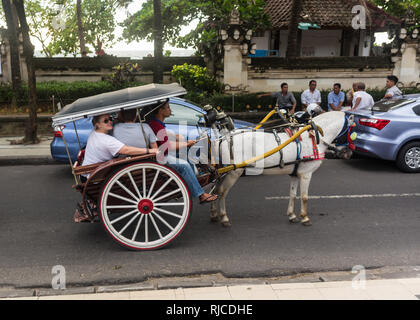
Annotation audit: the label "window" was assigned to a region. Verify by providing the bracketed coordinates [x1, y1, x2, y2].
[166, 103, 204, 126]
[413, 105, 420, 116]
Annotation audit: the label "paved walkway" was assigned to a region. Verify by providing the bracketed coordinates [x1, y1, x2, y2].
[0, 135, 56, 165]
[2, 277, 420, 300]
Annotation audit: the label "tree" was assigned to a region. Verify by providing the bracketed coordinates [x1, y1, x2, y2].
[76, 0, 87, 57]
[372, 0, 419, 23]
[285, 0, 303, 58]
[121, 0, 270, 75]
[1, 0, 21, 107]
[14, 0, 38, 143]
[153, 0, 163, 83]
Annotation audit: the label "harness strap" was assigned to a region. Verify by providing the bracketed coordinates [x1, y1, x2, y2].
[272, 129, 284, 168]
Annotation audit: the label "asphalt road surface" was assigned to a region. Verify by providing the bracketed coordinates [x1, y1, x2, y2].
[1, 158, 419, 288]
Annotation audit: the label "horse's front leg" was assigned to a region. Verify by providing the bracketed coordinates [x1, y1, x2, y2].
[298, 172, 313, 226]
[286, 176, 300, 223]
[215, 169, 244, 227]
[210, 183, 220, 223]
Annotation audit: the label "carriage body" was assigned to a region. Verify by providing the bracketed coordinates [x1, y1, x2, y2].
[52, 83, 212, 250]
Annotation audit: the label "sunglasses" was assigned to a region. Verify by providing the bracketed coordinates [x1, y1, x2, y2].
[102, 118, 112, 124]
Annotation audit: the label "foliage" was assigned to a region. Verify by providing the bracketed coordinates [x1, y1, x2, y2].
[121, 0, 270, 64]
[372, 0, 419, 26]
[0, 0, 121, 57]
[107, 61, 141, 87]
[171, 64, 222, 96]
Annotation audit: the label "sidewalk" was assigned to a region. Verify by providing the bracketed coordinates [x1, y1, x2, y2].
[0, 135, 57, 165]
[2, 276, 420, 300]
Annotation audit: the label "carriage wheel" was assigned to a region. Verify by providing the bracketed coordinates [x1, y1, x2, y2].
[98, 162, 192, 250]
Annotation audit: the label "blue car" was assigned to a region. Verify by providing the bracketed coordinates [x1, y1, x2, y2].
[345, 94, 420, 173]
[51, 97, 252, 162]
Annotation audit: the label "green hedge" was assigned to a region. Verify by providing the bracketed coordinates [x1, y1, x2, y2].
[187, 88, 420, 112]
[0, 80, 145, 112]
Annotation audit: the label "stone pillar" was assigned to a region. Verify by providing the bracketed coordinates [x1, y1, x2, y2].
[220, 9, 254, 93]
[391, 12, 420, 88]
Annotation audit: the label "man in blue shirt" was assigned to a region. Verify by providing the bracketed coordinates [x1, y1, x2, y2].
[328, 83, 345, 111]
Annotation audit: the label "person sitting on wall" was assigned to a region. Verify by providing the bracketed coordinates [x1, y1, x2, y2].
[257, 82, 297, 115]
[328, 83, 345, 111]
[351, 82, 374, 111]
[383, 75, 402, 100]
[346, 82, 358, 107]
[301, 80, 321, 111]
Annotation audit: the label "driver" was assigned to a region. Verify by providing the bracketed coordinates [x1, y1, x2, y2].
[145, 100, 218, 204]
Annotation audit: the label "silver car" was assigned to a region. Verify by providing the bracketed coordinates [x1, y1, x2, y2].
[345, 94, 420, 173]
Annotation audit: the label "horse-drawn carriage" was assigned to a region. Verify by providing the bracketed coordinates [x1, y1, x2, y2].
[53, 83, 353, 250]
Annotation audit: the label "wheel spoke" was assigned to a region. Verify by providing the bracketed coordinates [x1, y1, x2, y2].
[106, 205, 137, 209]
[110, 209, 138, 225]
[144, 215, 149, 243]
[118, 212, 141, 235]
[149, 213, 163, 239]
[147, 170, 160, 198]
[127, 172, 142, 199]
[154, 202, 185, 206]
[150, 177, 173, 200]
[116, 180, 139, 202]
[153, 206, 182, 219]
[142, 168, 147, 198]
[108, 192, 138, 205]
[151, 211, 174, 231]
[153, 188, 181, 203]
[131, 214, 144, 241]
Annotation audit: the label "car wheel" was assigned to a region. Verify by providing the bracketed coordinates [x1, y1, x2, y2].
[396, 142, 420, 173]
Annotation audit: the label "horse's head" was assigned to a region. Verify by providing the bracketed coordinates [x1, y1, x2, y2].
[203, 105, 235, 134]
[312, 111, 347, 144]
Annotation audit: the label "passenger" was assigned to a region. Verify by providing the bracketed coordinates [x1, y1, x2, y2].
[113, 109, 158, 151]
[145, 100, 218, 204]
[351, 82, 374, 111]
[383, 75, 402, 100]
[82, 114, 158, 168]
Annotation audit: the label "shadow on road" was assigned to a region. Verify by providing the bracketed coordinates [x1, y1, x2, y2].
[338, 155, 399, 173]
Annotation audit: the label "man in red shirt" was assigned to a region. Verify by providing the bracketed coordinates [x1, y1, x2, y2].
[147, 100, 217, 204]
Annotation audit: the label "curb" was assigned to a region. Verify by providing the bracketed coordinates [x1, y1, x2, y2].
[0, 156, 64, 166]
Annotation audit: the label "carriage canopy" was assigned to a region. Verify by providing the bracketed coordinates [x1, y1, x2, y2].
[52, 83, 187, 126]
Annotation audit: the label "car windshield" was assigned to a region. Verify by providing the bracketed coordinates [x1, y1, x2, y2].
[372, 99, 413, 112]
[167, 102, 204, 126]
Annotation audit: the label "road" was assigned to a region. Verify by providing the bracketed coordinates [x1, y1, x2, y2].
[0, 158, 419, 288]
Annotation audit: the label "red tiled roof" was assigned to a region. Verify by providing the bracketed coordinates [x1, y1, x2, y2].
[265, 0, 401, 29]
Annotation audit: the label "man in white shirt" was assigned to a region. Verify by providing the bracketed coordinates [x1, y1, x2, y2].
[301, 80, 321, 111]
[383, 75, 402, 100]
[351, 82, 374, 111]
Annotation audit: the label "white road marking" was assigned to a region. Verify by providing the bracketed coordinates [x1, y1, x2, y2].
[265, 193, 420, 200]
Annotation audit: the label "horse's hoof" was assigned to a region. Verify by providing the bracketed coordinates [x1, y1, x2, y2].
[210, 216, 219, 223]
[221, 221, 231, 228]
[302, 220, 312, 226]
[289, 217, 300, 223]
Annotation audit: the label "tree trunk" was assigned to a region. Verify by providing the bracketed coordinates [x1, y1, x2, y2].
[2, 0, 22, 108]
[14, 0, 38, 144]
[153, 0, 163, 83]
[76, 0, 87, 57]
[286, 0, 304, 58]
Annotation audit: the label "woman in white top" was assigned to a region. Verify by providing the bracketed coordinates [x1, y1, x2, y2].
[82, 113, 158, 168]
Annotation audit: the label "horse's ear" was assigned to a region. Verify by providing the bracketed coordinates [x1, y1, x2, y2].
[348, 114, 355, 126]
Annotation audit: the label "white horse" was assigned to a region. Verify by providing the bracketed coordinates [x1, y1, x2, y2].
[209, 111, 351, 227]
